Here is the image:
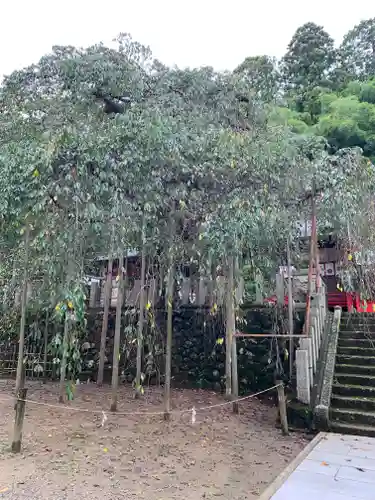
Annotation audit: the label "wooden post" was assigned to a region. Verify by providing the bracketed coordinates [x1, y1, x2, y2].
[225, 259, 234, 399]
[111, 256, 124, 412]
[228, 257, 239, 413]
[231, 335, 239, 414]
[135, 239, 146, 398]
[163, 258, 175, 420]
[305, 194, 316, 336]
[286, 240, 294, 379]
[276, 380, 289, 435]
[43, 310, 49, 384]
[98, 257, 113, 386]
[11, 388, 27, 453]
[15, 226, 30, 398]
[59, 313, 71, 403]
[164, 212, 176, 421]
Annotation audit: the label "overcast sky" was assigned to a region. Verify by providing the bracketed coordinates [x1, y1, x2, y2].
[1, 0, 374, 77]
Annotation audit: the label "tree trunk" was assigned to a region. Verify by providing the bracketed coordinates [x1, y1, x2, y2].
[43, 310, 49, 384]
[286, 239, 294, 379]
[111, 256, 124, 412]
[163, 259, 175, 420]
[59, 312, 71, 403]
[228, 257, 239, 412]
[225, 256, 234, 399]
[15, 226, 30, 397]
[135, 244, 146, 398]
[97, 257, 113, 385]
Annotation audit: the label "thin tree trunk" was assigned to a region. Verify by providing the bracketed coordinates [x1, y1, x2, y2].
[43, 310, 49, 383]
[229, 257, 239, 412]
[97, 257, 113, 385]
[59, 312, 71, 403]
[305, 194, 316, 336]
[225, 257, 234, 399]
[163, 212, 176, 420]
[163, 259, 175, 420]
[15, 226, 30, 397]
[111, 256, 124, 412]
[286, 239, 294, 379]
[135, 243, 146, 398]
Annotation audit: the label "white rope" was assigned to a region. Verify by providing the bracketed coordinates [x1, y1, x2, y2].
[0, 383, 281, 417]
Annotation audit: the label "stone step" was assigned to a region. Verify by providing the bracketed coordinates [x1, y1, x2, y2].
[342, 313, 375, 318]
[331, 407, 375, 427]
[337, 346, 375, 357]
[342, 322, 375, 329]
[338, 338, 375, 348]
[331, 394, 375, 412]
[330, 420, 375, 437]
[333, 383, 375, 399]
[336, 355, 375, 366]
[335, 364, 375, 375]
[335, 372, 375, 386]
[339, 330, 375, 339]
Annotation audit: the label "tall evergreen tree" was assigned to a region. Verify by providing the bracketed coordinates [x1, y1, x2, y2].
[281, 22, 336, 92]
[339, 18, 375, 80]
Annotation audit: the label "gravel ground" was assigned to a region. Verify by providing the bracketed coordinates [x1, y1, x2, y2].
[0, 380, 308, 499]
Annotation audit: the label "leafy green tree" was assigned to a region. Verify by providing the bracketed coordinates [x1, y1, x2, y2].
[281, 23, 336, 111]
[313, 85, 375, 160]
[340, 18, 375, 80]
[1, 28, 375, 407]
[234, 55, 280, 102]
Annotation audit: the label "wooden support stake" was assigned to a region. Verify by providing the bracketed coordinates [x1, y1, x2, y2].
[135, 241, 146, 399]
[11, 388, 27, 453]
[15, 225, 30, 398]
[231, 334, 239, 414]
[276, 381, 289, 435]
[286, 240, 294, 379]
[111, 256, 124, 412]
[228, 257, 239, 413]
[98, 257, 113, 386]
[59, 313, 71, 403]
[43, 310, 49, 384]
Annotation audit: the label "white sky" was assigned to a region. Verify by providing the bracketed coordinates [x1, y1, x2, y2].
[1, 0, 374, 77]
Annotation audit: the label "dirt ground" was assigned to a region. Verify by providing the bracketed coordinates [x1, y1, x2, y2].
[0, 380, 309, 499]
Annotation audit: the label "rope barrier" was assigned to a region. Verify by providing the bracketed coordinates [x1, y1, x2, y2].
[0, 383, 281, 419]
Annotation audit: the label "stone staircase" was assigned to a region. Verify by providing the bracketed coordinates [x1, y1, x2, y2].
[330, 313, 375, 436]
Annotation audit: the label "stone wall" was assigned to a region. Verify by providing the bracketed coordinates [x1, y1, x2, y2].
[83, 305, 304, 393]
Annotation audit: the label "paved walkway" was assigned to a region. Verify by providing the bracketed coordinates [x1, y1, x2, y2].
[260, 433, 375, 500]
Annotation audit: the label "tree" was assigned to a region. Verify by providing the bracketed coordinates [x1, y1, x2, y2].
[313, 83, 375, 161]
[281, 23, 336, 110]
[1, 28, 374, 411]
[234, 55, 280, 102]
[340, 18, 375, 80]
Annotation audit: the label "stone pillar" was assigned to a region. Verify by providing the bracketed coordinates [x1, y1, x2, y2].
[311, 324, 318, 373]
[300, 337, 313, 388]
[181, 278, 190, 304]
[296, 349, 310, 404]
[312, 315, 319, 367]
[276, 272, 284, 305]
[89, 280, 99, 308]
[198, 277, 207, 305]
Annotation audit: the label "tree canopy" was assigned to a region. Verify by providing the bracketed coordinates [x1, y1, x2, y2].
[1, 24, 375, 400]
